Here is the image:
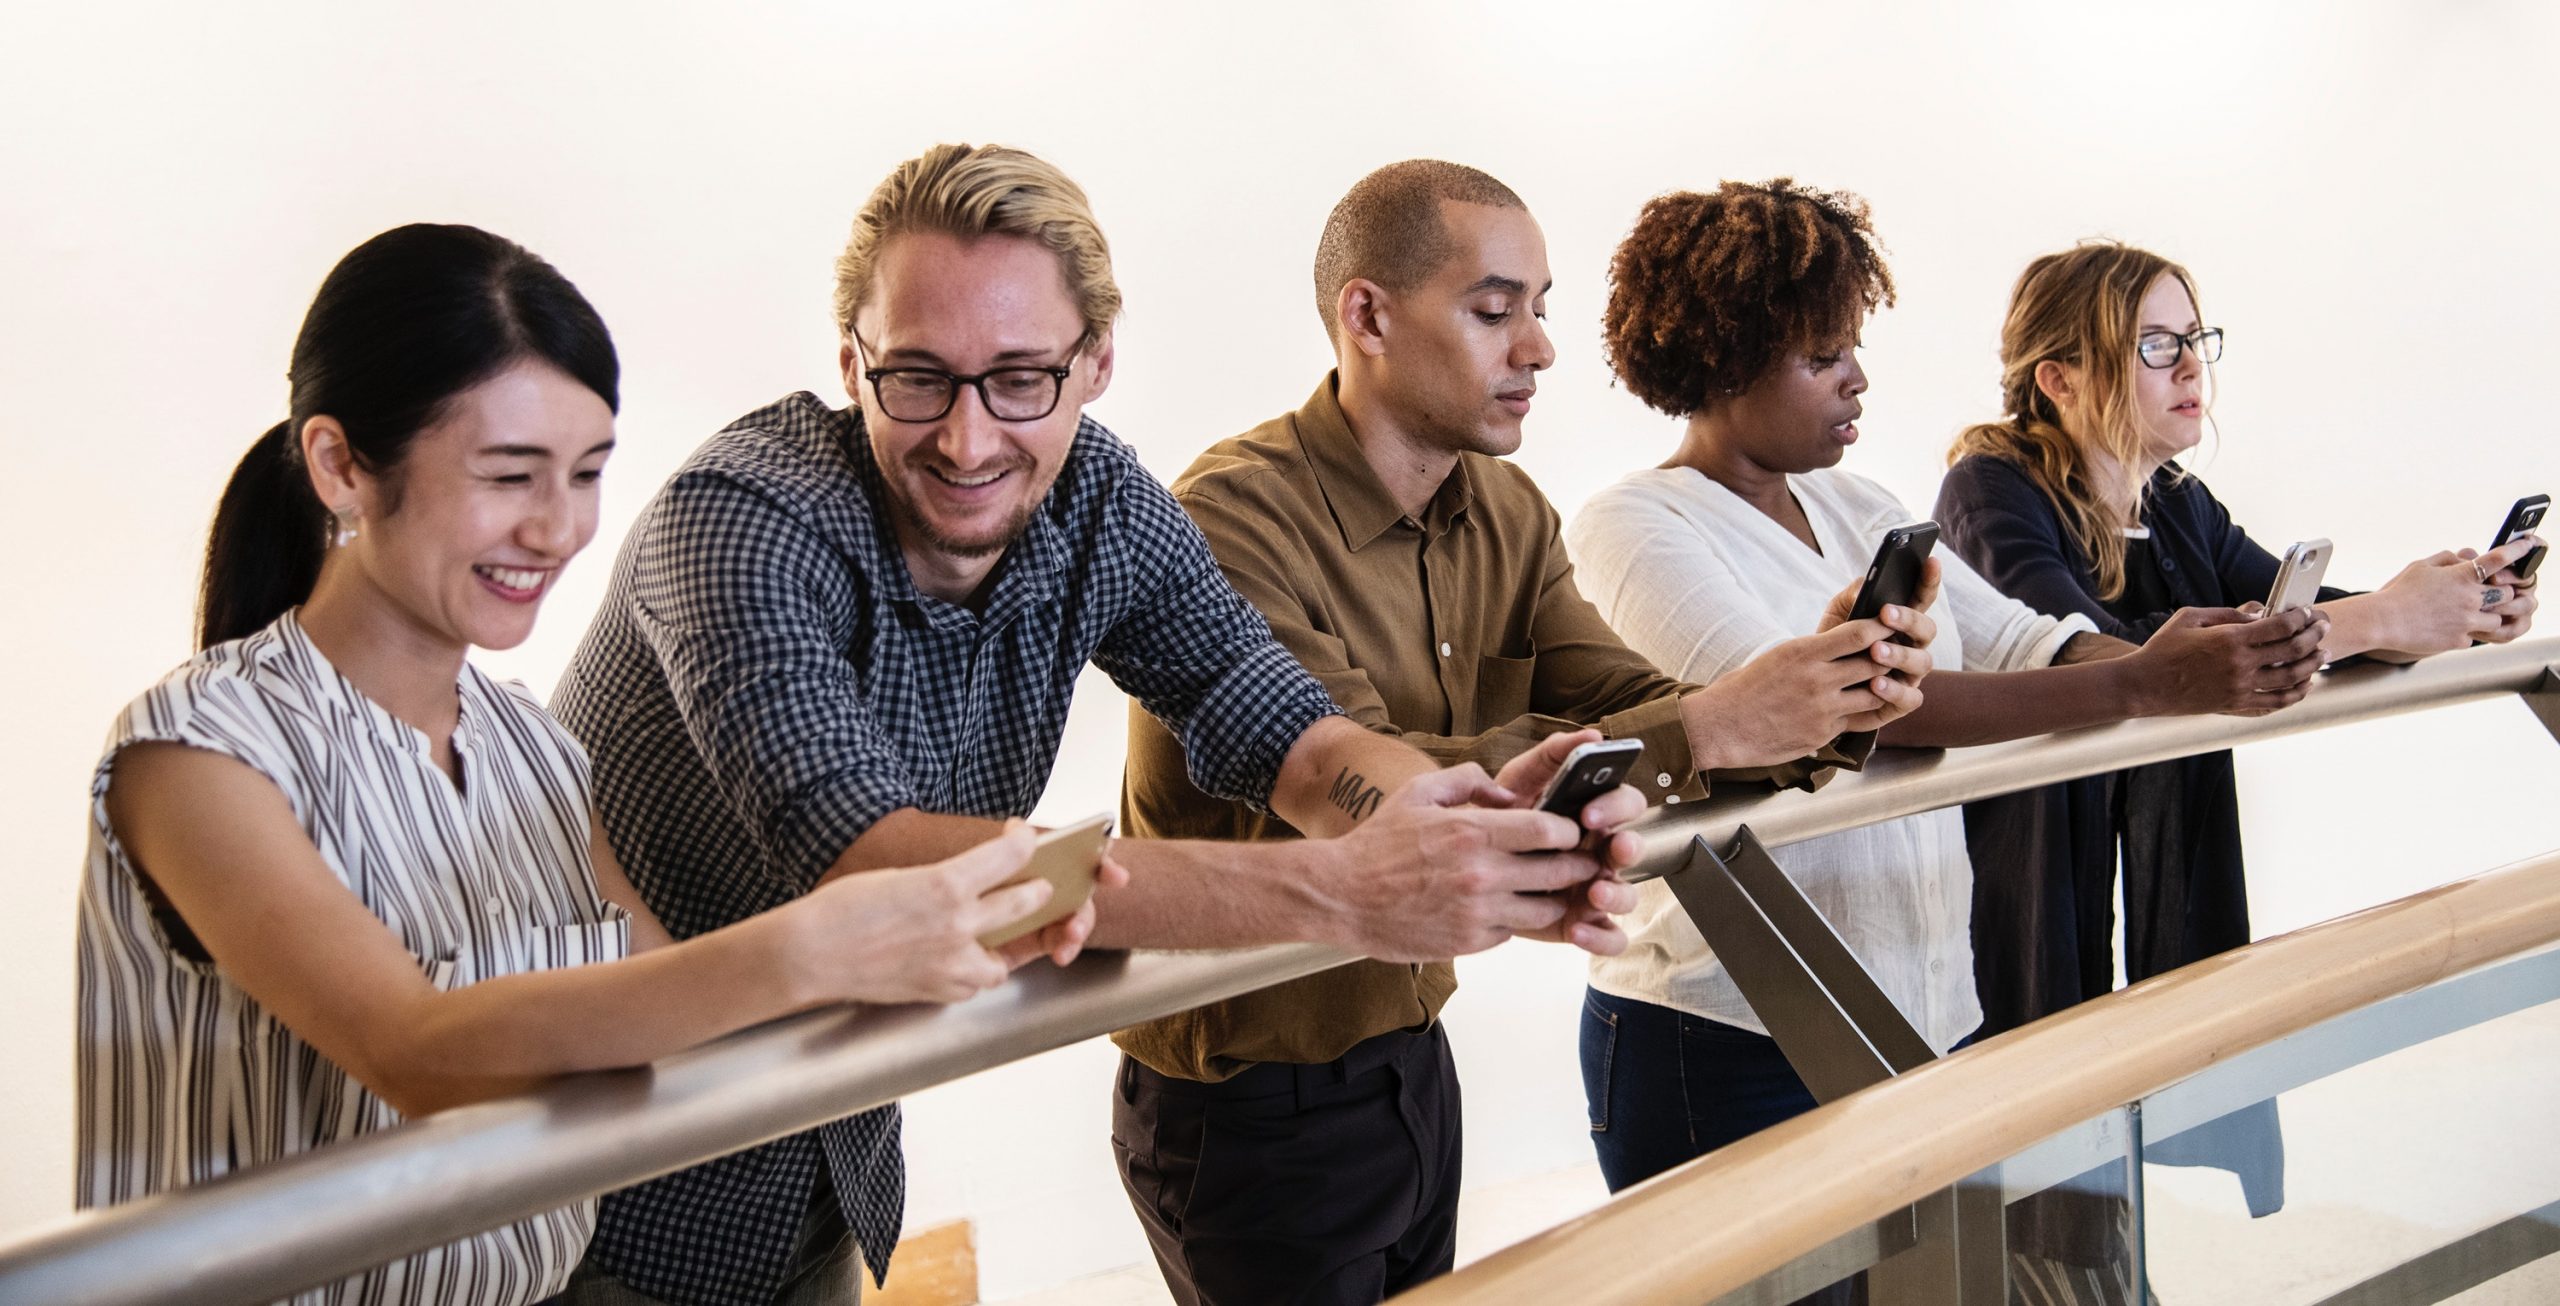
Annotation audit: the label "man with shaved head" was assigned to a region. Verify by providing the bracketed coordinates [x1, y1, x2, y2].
[1111, 160, 1939, 1305]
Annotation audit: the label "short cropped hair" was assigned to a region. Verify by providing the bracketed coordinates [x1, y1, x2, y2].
[833, 143, 1122, 345]
[1313, 160, 1526, 339]
[1603, 179, 1894, 418]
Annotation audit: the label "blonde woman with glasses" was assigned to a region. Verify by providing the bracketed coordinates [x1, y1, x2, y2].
[1932, 241, 2540, 1300]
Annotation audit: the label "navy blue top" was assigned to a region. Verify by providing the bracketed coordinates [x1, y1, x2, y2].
[1935, 452, 2297, 1241]
[1937, 455, 2341, 638]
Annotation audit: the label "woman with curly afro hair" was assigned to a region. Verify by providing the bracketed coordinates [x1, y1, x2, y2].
[1561, 181, 2333, 1243]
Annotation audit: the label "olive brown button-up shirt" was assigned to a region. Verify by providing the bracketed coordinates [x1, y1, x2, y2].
[1114, 374, 1834, 1081]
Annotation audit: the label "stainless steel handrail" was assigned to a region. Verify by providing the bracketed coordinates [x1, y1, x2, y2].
[1627, 635, 2559, 877]
[2, 637, 2552, 1306]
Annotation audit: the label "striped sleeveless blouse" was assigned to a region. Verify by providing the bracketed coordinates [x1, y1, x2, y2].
[77, 611, 632, 1306]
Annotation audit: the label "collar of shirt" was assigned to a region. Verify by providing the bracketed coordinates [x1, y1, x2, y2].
[270, 607, 491, 767]
[1292, 372, 1476, 550]
[801, 392, 1073, 635]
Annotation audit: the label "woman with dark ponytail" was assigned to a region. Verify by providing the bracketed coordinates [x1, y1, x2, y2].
[78, 226, 1081, 1306]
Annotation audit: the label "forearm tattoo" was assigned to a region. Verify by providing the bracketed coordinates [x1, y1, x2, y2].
[1327, 767, 1384, 822]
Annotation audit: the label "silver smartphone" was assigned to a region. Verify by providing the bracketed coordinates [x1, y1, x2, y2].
[2264, 538, 2333, 616]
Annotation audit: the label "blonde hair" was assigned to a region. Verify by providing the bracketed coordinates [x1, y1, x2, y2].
[1949, 241, 2201, 602]
[832, 143, 1122, 346]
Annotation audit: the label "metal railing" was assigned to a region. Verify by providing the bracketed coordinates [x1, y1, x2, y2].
[2, 637, 2554, 1306]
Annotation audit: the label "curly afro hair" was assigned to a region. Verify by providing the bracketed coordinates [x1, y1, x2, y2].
[1603, 179, 1894, 418]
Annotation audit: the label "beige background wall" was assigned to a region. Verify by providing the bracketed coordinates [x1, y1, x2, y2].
[5, 2, 2557, 1296]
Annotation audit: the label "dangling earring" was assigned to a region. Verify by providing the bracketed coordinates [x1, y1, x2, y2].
[330, 507, 360, 548]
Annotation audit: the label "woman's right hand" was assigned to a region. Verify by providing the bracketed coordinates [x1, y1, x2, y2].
[790, 821, 1047, 1006]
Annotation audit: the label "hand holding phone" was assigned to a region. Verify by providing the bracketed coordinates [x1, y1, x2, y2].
[1533, 738, 1644, 824]
[1847, 523, 1940, 645]
[976, 814, 1113, 948]
[2492, 494, 2548, 582]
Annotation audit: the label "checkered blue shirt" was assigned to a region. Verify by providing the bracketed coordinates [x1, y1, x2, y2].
[552, 391, 1338, 1305]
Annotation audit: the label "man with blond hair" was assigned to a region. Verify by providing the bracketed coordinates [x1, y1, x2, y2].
[554, 144, 1651, 1306]
[1112, 159, 1936, 1305]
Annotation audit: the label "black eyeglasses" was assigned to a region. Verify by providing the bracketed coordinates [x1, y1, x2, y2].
[854, 335, 1081, 423]
[2137, 326, 2224, 370]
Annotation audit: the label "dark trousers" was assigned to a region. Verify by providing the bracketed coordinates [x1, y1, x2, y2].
[1579, 988, 1823, 1191]
[1111, 1024, 1461, 1306]
[1580, 989, 1857, 1306]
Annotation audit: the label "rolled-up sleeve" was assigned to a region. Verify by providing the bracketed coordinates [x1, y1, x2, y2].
[1940, 541, 2098, 672]
[1094, 474, 1340, 812]
[626, 471, 918, 890]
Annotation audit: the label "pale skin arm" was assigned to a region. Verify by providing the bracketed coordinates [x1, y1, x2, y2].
[2314, 537, 2540, 662]
[108, 743, 1050, 1118]
[835, 717, 1645, 959]
[1877, 604, 2330, 748]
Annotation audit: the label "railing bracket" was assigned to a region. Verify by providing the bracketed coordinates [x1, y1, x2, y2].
[1661, 825, 1936, 1104]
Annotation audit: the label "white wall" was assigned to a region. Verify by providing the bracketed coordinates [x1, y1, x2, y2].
[5, 2, 2558, 1295]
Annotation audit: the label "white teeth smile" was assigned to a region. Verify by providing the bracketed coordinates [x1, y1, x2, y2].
[477, 566, 547, 592]
[934, 469, 1006, 488]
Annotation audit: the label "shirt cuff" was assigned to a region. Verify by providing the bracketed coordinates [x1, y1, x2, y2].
[1708, 730, 1871, 796]
[1597, 696, 1711, 805]
[2029, 612, 2102, 669]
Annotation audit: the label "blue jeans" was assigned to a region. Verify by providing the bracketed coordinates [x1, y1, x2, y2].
[1579, 987, 1822, 1193]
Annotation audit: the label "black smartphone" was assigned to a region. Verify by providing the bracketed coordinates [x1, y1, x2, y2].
[2492, 494, 2548, 582]
[1847, 522, 1940, 644]
[1535, 738, 1645, 822]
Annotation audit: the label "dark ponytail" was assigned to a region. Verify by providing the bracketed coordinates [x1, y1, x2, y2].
[197, 224, 620, 648]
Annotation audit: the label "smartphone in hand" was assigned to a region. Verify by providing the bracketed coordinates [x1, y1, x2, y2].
[2264, 539, 2332, 616]
[1535, 738, 1644, 831]
[977, 814, 1113, 948]
[1848, 522, 1940, 645]
[2492, 494, 2548, 582]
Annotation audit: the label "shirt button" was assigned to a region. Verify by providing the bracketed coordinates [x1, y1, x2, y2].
[1656, 772, 1674, 788]
[1665, 794, 1681, 805]
[2160, 557, 2177, 572]
[1930, 959, 1946, 975]
[1439, 642, 1452, 658]
[486, 898, 506, 919]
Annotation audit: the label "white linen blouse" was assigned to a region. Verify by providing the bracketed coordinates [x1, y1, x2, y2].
[77, 611, 632, 1306]
[1566, 465, 2094, 1051]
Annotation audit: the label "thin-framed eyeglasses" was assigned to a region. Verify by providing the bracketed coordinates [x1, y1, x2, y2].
[853, 333, 1082, 423]
[2137, 326, 2224, 370]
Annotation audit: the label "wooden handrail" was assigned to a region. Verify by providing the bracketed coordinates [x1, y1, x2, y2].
[1396, 848, 2560, 1306]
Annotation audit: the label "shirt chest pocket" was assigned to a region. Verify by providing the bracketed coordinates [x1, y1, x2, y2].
[1473, 653, 1536, 729]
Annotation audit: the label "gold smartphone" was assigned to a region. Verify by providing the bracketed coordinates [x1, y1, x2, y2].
[976, 813, 1114, 948]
